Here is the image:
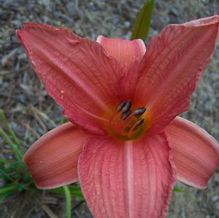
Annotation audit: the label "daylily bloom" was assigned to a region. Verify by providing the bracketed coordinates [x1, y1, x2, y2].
[17, 16, 219, 218]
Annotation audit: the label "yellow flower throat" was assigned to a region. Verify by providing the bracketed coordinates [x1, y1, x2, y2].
[108, 100, 147, 141]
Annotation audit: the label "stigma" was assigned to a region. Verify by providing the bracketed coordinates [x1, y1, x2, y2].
[108, 100, 147, 141]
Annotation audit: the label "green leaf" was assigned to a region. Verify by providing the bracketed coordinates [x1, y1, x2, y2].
[0, 194, 8, 203]
[50, 185, 84, 199]
[131, 0, 155, 41]
[0, 158, 7, 164]
[0, 184, 17, 195]
[0, 184, 18, 203]
[0, 128, 23, 161]
[0, 109, 21, 146]
[174, 186, 184, 193]
[60, 116, 67, 124]
[0, 191, 13, 203]
[0, 169, 13, 181]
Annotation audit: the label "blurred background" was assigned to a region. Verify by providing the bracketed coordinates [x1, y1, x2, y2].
[0, 0, 219, 217]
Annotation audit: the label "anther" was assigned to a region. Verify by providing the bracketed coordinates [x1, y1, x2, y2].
[117, 101, 126, 112]
[133, 119, 144, 131]
[132, 107, 146, 116]
[110, 101, 147, 140]
[121, 110, 132, 120]
[117, 100, 132, 113]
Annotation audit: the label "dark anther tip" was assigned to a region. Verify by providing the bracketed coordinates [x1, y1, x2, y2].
[117, 101, 126, 112]
[133, 119, 144, 130]
[121, 100, 132, 113]
[121, 110, 132, 120]
[133, 107, 146, 116]
[117, 100, 132, 113]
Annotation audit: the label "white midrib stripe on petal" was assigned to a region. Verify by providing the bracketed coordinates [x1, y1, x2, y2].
[125, 141, 134, 218]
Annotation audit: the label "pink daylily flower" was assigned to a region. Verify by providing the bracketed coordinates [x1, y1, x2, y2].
[17, 16, 219, 218]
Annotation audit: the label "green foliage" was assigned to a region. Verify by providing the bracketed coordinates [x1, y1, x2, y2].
[0, 109, 84, 216]
[131, 0, 155, 41]
[0, 109, 35, 201]
[50, 184, 84, 200]
[0, 110, 23, 160]
[174, 185, 184, 193]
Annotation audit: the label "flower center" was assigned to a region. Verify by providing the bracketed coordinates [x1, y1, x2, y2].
[108, 100, 147, 141]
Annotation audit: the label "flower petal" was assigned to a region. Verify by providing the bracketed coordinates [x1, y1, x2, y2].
[97, 35, 146, 72]
[78, 134, 176, 218]
[17, 23, 122, 134]
[24, 122, 87, 189]
[165, 117, 219, 189]
[132, 15, 219, 133]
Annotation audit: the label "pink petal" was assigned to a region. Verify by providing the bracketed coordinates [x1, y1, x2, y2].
[131, 16, 219, 133]
[97, 35, 146, 72]
[24, 122, 87, 189]
[78, 134, 176, 218]
[165, 117, 219, 189]
[17, 23, 122, 134]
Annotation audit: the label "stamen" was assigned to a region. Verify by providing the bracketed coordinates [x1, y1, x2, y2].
[121, 110, 132, 120]
[117, 101, 126, 112]
[117, 100, 132, 113]
[109, 100, 147, 140]
[132, 107, 146, 116]
[132, 119, 144, 131]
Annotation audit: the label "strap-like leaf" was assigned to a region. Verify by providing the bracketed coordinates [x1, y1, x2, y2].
[131, 0, 155, 40]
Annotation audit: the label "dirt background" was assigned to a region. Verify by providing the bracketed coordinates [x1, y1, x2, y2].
[0, 0, 219, 217]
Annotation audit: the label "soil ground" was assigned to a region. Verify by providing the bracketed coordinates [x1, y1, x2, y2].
[0, 0, 219, 217]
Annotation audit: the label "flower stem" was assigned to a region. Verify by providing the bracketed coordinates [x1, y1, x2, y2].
[63, 186, 72, 218]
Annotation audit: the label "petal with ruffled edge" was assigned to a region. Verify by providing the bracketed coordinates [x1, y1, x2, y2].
[165, 117, 219, 189]
[97, 35, 146, 73]
[24, 122, 87, 189]
[17, 23, 122, 135]
[78, 134, 176, 218]
[130, 15, 219, 133]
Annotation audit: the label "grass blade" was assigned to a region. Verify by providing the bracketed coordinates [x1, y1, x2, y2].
[0, 128, 22, 161]
[0, 109, 22, 148]
[0, 184, 17, 195]
[131, 0, 155, 40]
[63, 186, 72, 218]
